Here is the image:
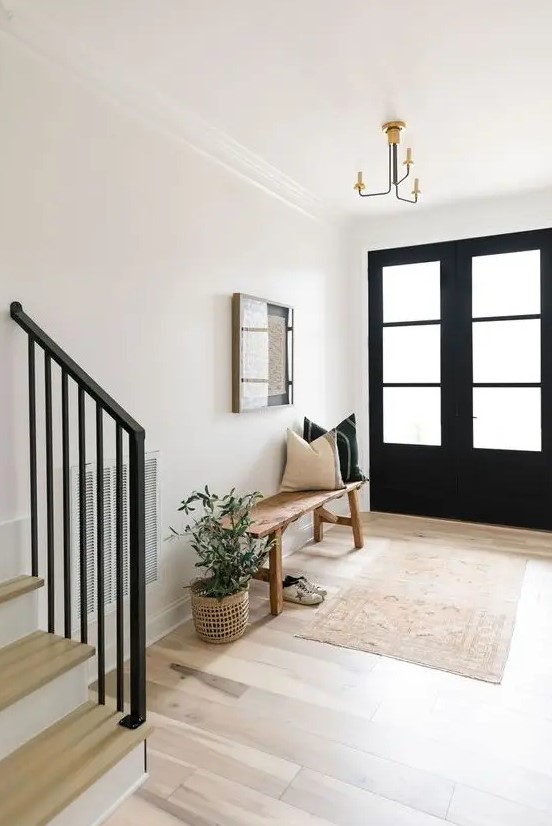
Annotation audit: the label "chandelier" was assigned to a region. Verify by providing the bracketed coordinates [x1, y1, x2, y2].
[354, 121, 420, 204]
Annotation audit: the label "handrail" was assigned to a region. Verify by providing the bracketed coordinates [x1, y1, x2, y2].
[11, 299, 146, 729]
[10, 302, 144, 435]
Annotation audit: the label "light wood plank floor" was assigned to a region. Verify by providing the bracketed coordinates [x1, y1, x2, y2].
[105, 513, 552, 826]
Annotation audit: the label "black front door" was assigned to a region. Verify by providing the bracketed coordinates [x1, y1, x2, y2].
[368, 229, 552, 531]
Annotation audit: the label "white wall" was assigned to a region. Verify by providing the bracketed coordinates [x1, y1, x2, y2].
[350, 188, 552, 499]
[0, 33, 353, 638]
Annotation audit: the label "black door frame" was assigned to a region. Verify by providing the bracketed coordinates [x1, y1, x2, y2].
[368, 228, 552, 530]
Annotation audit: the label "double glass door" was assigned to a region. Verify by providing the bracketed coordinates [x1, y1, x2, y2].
[368, 229, 552, 530]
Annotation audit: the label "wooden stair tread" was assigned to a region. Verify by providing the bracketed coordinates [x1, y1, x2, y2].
[0, 575, 43, 605]
[0, 631, 94, 712]
[0, 702, 150, 826]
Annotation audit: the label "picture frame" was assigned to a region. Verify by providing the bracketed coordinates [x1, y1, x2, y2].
[232, 293, 294, 413]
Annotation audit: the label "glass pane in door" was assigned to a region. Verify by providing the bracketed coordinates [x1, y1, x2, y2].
[472, 319, 541, 383]
[473, 387, 541, 451]
[383, 261, 440, 322]
[384, 387, 441, 445]
[472, 250, 540, 317]
[383, 325, 441, 384]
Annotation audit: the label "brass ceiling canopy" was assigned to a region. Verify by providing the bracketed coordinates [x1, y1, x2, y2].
[354, 120, 420, 204]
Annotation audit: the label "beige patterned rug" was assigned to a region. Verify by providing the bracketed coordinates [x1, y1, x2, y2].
[298, 543, 526, 682]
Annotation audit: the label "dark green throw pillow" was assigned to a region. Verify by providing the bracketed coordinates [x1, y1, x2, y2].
[303, 414, 366, 483]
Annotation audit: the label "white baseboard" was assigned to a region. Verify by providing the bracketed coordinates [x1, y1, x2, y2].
[91, 771, 148, 826]
[85, 593, 192, 685]
[146, 594, 192, 646]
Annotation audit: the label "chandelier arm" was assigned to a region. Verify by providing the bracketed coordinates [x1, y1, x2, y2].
[358, 187, 392, 198]
[395, 188, 418, 204]
[395, 164, 411, 187]
[358, 145, 392, 198]
[395, 163, 416, 201]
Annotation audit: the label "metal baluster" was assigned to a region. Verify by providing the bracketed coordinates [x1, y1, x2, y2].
[28, 338, 38, 577]
[120, 429, 146, 728]
[96, 404, 105, 704]
[115, 423, 124, 713]
[78, 386, 87, 643]
[11, 302, 146, 728]
[44, 353, 54, 633]
[62, 371, 71, 638]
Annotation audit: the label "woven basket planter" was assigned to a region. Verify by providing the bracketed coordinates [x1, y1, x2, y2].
[190, 582, 249, 644]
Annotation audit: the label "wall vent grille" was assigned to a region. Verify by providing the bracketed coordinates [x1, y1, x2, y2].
[71, 452, 159, 624]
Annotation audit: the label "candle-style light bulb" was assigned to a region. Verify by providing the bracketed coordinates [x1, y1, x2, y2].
[354, 171, 365, 192]
[404, 147, 413, 166]
[412, 178, 421, 197]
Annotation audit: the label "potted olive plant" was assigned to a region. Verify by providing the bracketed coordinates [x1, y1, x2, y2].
[170, 487, 272, 643]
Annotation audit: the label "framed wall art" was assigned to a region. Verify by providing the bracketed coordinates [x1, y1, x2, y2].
[232, 293, 294, 413]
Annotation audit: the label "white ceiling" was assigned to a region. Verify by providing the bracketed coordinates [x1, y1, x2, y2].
[9, 0, 552, 214]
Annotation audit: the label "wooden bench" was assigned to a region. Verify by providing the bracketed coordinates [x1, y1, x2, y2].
[248, 482, 364, 615]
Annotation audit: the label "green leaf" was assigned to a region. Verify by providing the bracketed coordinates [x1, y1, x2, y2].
[173, 487, 266, 597]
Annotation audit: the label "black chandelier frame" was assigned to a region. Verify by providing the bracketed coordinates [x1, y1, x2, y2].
[355, 121, 420, 204]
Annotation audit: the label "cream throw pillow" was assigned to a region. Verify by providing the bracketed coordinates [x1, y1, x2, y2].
[280, 429, 345, 492]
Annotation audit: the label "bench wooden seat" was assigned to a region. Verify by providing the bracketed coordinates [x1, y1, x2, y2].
[248, 481, 364, 615]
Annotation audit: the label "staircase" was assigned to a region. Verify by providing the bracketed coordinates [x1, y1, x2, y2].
[0, 303, 150, 826]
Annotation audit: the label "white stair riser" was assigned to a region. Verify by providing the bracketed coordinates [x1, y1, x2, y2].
[0, 662, 88, 761]
[50, 745, 146, 826]
[0, 517, 29, 581]
[0, 590, 39, 648]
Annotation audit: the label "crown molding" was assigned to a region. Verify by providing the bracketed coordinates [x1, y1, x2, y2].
[0, 3, 335, 223]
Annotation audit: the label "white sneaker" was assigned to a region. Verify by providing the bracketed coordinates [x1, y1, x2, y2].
[284, 575, 327, 598]
[282, 579, 324, 605]
[298, 576, 328, 597]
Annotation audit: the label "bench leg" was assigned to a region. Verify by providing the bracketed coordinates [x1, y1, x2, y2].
[348, 488, 364, 549]
[313, 508, 323, 542]
[269, 529, 283, 615]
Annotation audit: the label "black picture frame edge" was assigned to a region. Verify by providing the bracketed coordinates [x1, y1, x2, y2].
[231, 292, 295, 414]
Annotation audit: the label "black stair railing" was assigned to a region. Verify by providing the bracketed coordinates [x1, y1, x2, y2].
[10, 301, 146, 729]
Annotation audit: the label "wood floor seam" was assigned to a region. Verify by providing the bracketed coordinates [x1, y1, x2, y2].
[444, 783, 457, 821]
[277, 763, 303, 802]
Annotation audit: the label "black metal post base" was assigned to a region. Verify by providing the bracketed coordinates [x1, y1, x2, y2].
[120, 714, 146, 730]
